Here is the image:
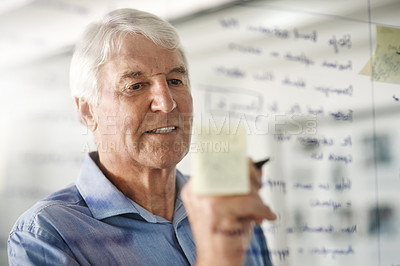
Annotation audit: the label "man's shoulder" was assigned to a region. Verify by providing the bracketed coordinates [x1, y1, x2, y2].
[42, 184, 82, 203]
[10, 184, 88, 235]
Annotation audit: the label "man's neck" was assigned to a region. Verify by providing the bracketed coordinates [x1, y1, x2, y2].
[96, 153, 177, 221]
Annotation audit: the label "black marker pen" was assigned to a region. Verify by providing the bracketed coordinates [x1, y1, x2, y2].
[254, 158, 270, 169]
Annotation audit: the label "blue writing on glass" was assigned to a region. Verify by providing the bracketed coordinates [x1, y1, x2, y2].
[263, 179, 287, 194]
[282, 76, 306, 88]
[247, 25, 289, 39]
[219, 17, 239, 28]
[329, 34, 352, 54]
[322, 60, 352, 71]
[293, 28, 317, 42]
[330, 110, 353, 121]
[215, 66, 246, 78]
[309, 245, 354, 259]
[310, 199, 351, 211]
[268, 248, 290, 261]
[284, 52, 314, 66]
[315, 85, 353, 97]
[328, 153, 352, 164]
[229, 42, 261, 55]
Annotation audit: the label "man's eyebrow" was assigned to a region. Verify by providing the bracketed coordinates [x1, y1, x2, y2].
[169, 66, 187, 75]
[121, 71, 143, 79]
[120, 66, 186, 80]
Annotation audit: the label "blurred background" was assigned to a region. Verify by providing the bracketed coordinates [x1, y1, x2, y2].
[1, 0, 399, 265]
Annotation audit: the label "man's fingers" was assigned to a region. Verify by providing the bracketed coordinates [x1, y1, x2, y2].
[203, 194, 277, 222]
[183, 180, 277, 222]
[226, 196, 277, 222]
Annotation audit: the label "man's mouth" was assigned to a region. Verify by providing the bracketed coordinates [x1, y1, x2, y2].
[145, 126, 177, 134]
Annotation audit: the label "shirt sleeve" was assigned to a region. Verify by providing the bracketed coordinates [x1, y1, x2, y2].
[245, 225, 274, 266]
[254, 225, 274, 266]
[8, 228, 80, 266]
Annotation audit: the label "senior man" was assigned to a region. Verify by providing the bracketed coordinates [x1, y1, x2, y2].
[8, 8, 276, 266]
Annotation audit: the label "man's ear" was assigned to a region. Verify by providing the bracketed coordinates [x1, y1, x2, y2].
[74, 97, 97, 132]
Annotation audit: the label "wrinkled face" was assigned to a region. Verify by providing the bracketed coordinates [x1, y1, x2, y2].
[93, 34, 193, 169]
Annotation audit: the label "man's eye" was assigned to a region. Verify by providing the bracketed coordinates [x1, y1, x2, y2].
[168, 79, 183, 86]
[128, 83, 145, 90]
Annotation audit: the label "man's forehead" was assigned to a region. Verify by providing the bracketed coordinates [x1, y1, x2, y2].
[119, 34, 179, 56]
[121, 53, 182, 65]
[100, 34, 186, 78]
[116, 59, 186, 78]
[104, 50, 185, 77]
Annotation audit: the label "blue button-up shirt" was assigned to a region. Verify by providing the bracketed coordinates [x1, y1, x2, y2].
[8, 152, 273, 265]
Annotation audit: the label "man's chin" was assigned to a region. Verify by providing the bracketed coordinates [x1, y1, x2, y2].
[140, 158, 180, 170]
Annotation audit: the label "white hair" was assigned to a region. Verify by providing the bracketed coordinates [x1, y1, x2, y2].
[70, 8, 187, 105]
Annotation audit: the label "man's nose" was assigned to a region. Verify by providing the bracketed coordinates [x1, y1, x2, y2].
[150, 79, 177, 113]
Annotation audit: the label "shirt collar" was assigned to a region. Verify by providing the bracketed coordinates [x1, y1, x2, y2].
[76, 152, 189, 223]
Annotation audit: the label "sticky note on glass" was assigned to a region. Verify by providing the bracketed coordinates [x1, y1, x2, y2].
[191, 126, 249, 195]
[360, 25, 400, 84]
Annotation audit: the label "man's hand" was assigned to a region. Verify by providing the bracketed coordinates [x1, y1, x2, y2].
[182, 158, 277, 266]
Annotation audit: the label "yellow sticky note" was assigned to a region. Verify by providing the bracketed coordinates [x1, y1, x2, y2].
[359, 54, 374, 76]
[360, 25, 400, 84]
[191, 126, 249, 195]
